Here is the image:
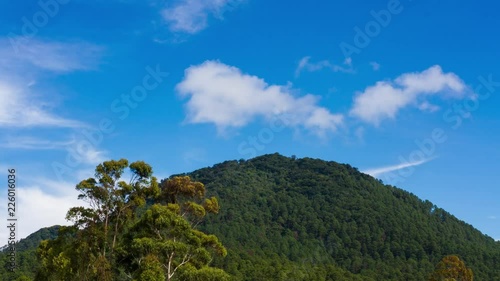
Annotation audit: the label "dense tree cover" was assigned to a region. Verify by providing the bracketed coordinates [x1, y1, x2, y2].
[1, 154, 499, 280]
[0, 226, 60, 280]
[182, 153, 499, 280]
[14, 226, 60, 253]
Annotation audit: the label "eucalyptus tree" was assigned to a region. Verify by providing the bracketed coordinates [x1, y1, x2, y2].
[35, 159, 228, 281]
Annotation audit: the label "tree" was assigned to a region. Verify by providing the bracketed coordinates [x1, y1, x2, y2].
[119, 176, 227, 280]
[35, 159, 228, 281]
[123, 204, 228, 281]
[157, 176, 220, 227]
[429, 255, 473, 281]
[67, 159, 159, 255]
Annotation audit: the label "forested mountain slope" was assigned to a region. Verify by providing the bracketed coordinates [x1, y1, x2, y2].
[183, 153, 500, 280]
[0, 226, 60, 280]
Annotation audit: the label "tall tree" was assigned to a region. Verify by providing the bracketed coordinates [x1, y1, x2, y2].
[124, 203, 228, 281]
[119, 176, 227, 280]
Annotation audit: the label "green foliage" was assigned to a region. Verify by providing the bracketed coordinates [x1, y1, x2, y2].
[1, 154, 499, 280]
[0, 226, 60, 281]
[178, 265, 231, 281]
[120, 203, 227, 280]
[184, 153, 500, 280]
[135, 254, 165, 281]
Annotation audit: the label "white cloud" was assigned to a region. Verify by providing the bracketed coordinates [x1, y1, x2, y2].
[0, 136, 74, 150]
[362, 157, 435, 178]
[488, 215, 497, 220]
[161, 0, 242, 34]
[370, 61, 380, 71]
[177, 60, 343, 135]
[0, 180, 86, 243]
[74, 145, 107, 166]
[0, 81, 86, 128]
[295, 56, 354, 77]
[0, 37, 102, 128]
[12, 136, 105, 163]
[418, 101, 440, 113]
[0, 38, 106, 242]
[0, 37, 103, 73]
[350, 65, 469, 125]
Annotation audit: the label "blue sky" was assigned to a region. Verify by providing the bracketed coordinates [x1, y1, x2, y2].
[1, 0, 499, 242]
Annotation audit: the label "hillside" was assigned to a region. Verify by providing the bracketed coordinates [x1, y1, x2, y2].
[0, 226, 60, 280]
[185, 153, 500, 280]
[1, 154, 499, 280]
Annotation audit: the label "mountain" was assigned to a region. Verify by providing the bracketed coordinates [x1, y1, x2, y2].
[186, 154, 500, 280]
[1, 154, 499, 280]
[0, 226, 60, 280]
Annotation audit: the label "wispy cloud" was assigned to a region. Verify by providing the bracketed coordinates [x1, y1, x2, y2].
[0, 136, 74, 150]
[161, 0, 243, 34]
[488, 215, 497, 220]
[418, 101, 440, 113]
[74, 145, 107, 166]
[0, 135, 107, 168]
[177, 60, 343, 136]
[350, 65, 470, 125]
[0, 81, 86, 128]
[0, 37, 103, 73]
[362, 157, 435, 178]
[370, 61, 380, 71]
[0, 37, 102, 128]
[295, 56, 354, 77]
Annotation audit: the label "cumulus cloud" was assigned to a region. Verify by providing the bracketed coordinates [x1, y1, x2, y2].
[162, 0, 243, 34]
[350, 65, 469, 125]
[177, 60, 343, 135]
[295, 56, 354, 77]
